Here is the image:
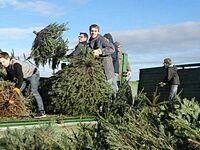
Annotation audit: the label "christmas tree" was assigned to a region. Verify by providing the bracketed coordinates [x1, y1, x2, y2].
[0, 81, 30, 117]
[31, 23, 69, 73]
[48, 46, 113, 116]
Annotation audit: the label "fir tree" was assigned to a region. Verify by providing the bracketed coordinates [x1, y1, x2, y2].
[169, 98, 200, 149]
[0, 81, 30, 117]
[31, 23, 69, 73]
[1, 125, 71, 149]
[48, 46, 113, 116]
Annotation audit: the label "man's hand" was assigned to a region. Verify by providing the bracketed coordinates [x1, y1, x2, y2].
[92, 48, 102, 57]
[159, 82, 166, 87]
[14, 87, 20, 94]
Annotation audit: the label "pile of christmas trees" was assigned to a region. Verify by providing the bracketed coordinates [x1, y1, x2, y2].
[1, 91, 199, 149]
[47, 49, 113, 116]
[0, 80, 30, 117]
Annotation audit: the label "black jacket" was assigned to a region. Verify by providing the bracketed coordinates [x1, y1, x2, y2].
[163, 65, 180, 85]
[73, 42, 88, 57]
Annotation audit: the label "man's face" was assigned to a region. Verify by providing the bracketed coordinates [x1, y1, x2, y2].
[117, 46, 122, 52]
[90, 27, 99, 39]
[0, 57, 10, 68]
[163, 62, 168, 68]
[79, 34, 87, 43]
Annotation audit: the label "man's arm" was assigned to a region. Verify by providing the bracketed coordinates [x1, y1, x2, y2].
[5, 68, 14, 82]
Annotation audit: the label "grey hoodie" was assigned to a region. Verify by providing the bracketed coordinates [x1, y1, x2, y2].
[89, 34, 115, 80]
[6, 59, 37, 88]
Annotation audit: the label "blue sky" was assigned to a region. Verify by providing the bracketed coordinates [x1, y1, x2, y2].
[0, 0, 200, 80]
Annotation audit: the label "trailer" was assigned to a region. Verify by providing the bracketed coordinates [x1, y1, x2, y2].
[138, 63, 200, 102]
[0, 116, 96, 131]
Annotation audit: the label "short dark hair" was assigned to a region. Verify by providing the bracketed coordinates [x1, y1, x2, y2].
[164, 58, 172, 65]
[104, 33, 114, 43]
[80, 32, 88, 39]
[0, 52, 10, 59]
[89, 24, 100, 32]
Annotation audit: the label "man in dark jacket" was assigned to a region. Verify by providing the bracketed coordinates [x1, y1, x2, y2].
[88, 24, 116, 93]
[72, 32, 88, 57]
[0, 52, 46, 118]
[159, 58, 180, 111]
[68, 32, 88, 59]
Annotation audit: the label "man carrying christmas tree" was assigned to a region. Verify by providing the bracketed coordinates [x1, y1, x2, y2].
[88, 24, 116, 93]
[0, 52, 46, 118]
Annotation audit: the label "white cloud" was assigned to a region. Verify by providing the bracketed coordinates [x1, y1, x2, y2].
[0, 26, 43, 39]
[113, 22, 200, 53]
[112, 22, 200, 80]
[0, 0, 60, 15]
[0, 0, 92, 15]
[0, 26, 44, 60]
[68, 0, 92, 5]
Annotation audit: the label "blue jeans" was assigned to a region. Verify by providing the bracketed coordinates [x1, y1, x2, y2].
[168, 85, 178, 112]
[20, 71, 44, 113]
[169, 85, 178, 100]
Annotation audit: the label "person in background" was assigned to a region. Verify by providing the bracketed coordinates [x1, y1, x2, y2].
[114, 41, 133, 105]
[69, 32, 88, 58]
[159, 58, 180, 111]
[114, 41, 131, 85]
[103, 33, 119, 92]
[0, 52, 46, 118]
[88, 24, 116, 94]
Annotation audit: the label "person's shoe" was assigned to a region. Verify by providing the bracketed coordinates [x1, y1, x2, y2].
[34, 112, 46, 119]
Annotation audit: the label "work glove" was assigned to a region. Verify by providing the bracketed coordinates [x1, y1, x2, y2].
[159, 82, 166, 87]
[14, 87, 20, 94]
[92, 48, 102, 57]
[126, 71, 131, 81]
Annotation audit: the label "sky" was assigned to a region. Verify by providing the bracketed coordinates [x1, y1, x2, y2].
[0, 0, 200, 80]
